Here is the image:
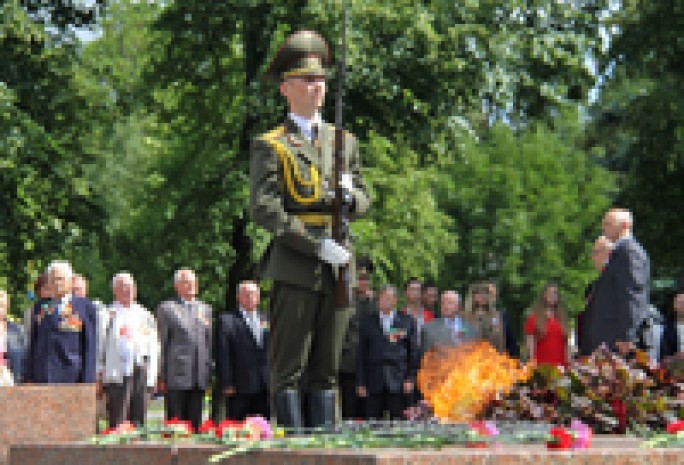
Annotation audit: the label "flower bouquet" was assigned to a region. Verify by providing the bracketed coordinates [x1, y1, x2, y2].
[482, 346, 684, 433]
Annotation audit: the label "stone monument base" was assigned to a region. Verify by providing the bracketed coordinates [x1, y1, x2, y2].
[8, 437, 675, 465]
[0, 385, 96, 465]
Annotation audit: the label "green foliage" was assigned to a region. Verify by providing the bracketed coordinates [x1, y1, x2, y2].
[437, 109, 613, 320]
[1, 0, 627, 327]
[590, 0, 684, 279]
[352, 132, 456, 286]
[0, 2, 104, 316]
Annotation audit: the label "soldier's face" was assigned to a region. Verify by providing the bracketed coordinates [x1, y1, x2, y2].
[280, 75, 326, 118]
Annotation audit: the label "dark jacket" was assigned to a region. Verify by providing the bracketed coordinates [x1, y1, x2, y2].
[217, 310, 268, 395]
[356, 311, 418, 394]
[581, 236, 650, 354]
[339, 295, 375, 374]
[500, 308, 520, 357]
[24, 296, 97, 383]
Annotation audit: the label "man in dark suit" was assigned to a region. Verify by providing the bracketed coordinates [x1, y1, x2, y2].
[578, 235, 613, 356]
[217, 281, 269, 420]
[338, 265, 375, 420]
[582, 209, 650, 354]
[156, 268, 212, 430]
[356, 285, 418, 420]
[24, 261, 97, 384]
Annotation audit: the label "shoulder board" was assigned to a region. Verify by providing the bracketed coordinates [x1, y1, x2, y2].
[260, 125, 285, 141]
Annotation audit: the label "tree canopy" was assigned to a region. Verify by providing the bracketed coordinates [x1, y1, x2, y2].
[1, 0, 680, 326]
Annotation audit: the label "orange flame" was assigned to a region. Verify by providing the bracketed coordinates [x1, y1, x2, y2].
[418, 341, 531, 422]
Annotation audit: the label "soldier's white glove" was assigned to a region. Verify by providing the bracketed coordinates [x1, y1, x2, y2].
[319, 238, 351, 266]
[340, 172, 354, 191]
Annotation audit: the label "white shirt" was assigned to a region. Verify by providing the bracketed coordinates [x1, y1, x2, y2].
[240, 308, 261, 344]
[379, 310, 395, 334]
[99, 302, 160, 386]
[289, 112, 322, 142]
[445, 316, 462, 334]
[54, 294, 72, 315]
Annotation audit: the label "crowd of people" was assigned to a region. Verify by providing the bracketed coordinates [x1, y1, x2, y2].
[1, 208, 677, 429]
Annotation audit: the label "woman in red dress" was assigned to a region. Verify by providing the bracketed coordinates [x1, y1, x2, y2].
[524, 282, 569, 367]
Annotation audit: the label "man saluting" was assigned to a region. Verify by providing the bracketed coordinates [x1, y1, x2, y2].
[250, 30, 370, 428]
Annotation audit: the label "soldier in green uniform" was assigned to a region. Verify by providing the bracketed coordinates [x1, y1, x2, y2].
[250, 30, 370, 428]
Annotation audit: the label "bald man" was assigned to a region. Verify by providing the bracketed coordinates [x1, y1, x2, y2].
[582, 209, 650, 354]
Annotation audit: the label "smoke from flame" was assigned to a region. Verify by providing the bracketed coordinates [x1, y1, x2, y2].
[418, 341, 531, 422]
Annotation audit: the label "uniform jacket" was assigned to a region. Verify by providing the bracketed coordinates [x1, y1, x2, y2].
[581, 236, 650, 354]
[250, 118, 370, 291]
[156, 298, 212, 390]
[98, 302, 160, 387]
[420, 316, 477, 359]
[356, 311, 419, 394]
[24, 295, 97, 383]
[217, 310, 269, 395]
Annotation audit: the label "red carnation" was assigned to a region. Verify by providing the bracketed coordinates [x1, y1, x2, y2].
[547, 427, 573, 450]
[666, 420, 684, 434]
[198, 419, 217, 434]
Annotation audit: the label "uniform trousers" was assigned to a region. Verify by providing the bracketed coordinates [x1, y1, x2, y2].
[105, 364, 149, 428]
[268, 279, 350, 393]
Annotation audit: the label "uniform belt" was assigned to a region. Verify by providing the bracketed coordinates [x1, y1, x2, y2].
[294, 213, 333, 227]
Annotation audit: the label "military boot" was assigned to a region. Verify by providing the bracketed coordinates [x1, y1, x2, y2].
[308, 389, 337, 429]
[275, 390, 303, 432]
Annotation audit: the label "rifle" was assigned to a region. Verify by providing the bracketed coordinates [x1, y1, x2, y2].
[332, 5, 352, 308]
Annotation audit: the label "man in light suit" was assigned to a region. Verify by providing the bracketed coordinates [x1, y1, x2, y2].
[217, 281, 269, 420]
[583, 208, 650, 354]
[420, 290, 476, 359]
[24, 261, 97, 384]
[156, 268, 212, 430]
[98, 272, 160, 428]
